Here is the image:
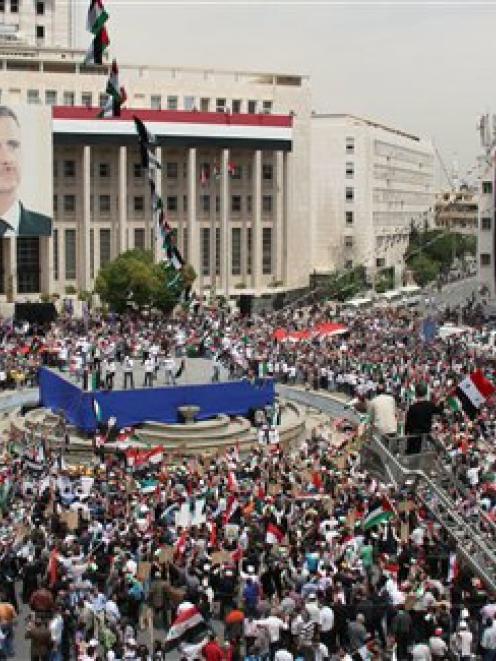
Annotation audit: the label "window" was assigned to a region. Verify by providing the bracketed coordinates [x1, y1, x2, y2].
[215, 195, 220, 213]
[262, 164, 273, 181]
[167, 196, 177, 211]
[263, 100, 273, 114]
[133, 196, 144, 212]
[247, 100, 257, 114]
[88, 228, 95, 279]
[17, 238, 40, 294]
[482, 181, 493, 195]
[376, 258, 386, 268]
[81, 92, 92, 107]
[26, 90, 41, 107]
[247, 227, 252, 275]
[134, 228, 145, 250]
[482, 217, 492, 230]
[345, 211, 354, 225]
[166, 162, 178, 179]
[231, 165, 242, 180]
[201, 227, 210, 276]
[262, 227, 273, 274]
[63, 91, 75, 106]
[232, 228, 241, 275]
[246, 195, 252, 214]
[150, 95, 162, 110]
[167, 95, 178, 110]
[100, 229, 111, 268]
[201, 195, 210, 213]
[10, 0, 18, 13]
[45, 90, 57, 105]
[183, 195, 188, 213]
[36, 1, 44, 14]
[345, 259, 353, 269]
[99, 195, 111, 214]
[98, 93, 106, 108]
[53, 194, 57, 213]
[200, 97, 210, 112]
[216, 98, 226, 113]
[99, 162, 110, 178]
[262, 195, 273, 213]
[63, 160, 75, 177]
[53, 228, 59, 281]
[133, 163, 142, 178]
[232, 99, 241, 114]
[36, 25, 44, 41]
[65, 229, 76, 280]
[63, 195, 75, 213]
[231, 195, 241, 213]
[344, 236, 353, 248]
[215, 228, 220, 275]
[345, 187, 354, 202]
[0, 1, 4, 11]
[481, 253, 491, 266]
[184, 95, 195, 111]
[346, 136, 355, 153]
[345, 162, 354, 178]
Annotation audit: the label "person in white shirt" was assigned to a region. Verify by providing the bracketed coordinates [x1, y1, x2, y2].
[123, 356, 134, 390]
[163, 354, 176, 385]
[254, 613, 288, 658]
[454, 621, 473, 661]
[143, 357, 154, 387]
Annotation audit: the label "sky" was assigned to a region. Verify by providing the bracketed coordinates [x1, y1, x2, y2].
[75, 0, 496, 185]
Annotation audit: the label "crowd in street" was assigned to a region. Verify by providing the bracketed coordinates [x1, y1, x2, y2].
[1, 297, 496, 660]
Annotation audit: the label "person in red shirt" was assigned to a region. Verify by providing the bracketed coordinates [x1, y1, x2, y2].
[202, 633, 225, 661]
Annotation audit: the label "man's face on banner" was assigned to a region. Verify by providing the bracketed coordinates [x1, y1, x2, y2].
[0, 115, 21, 197]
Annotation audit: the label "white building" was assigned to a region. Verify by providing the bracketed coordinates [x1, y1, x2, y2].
[311, 114, 435, 286]
[0, 0, 72, 49]
[477, 154, 495, 299]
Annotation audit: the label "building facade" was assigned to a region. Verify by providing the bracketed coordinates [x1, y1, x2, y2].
[0, 0, 72, 49]
[311, 114, 435, 286]
[434, 188, 478, 235]
[0, 39, 312, 299]
[477, 152, 495, 299]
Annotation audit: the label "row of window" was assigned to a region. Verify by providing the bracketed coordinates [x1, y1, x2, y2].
[200, 227, 273, 276]
[54, 160, 275, 182]
[25, 88, 273, 114]
[53, 226, 274, 281]
[53, 193, 275, 215]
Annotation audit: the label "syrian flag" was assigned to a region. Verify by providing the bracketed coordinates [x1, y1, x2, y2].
[164, 605, 207, 650]
[87, 0, 109, 34]
[223, 494, 240, 524]
[455, 370, 496, 418]
[165, 242, 185, 271]
[363, 499, 394, 531]
[146, 446, 164, 465]
[84, 26, 109, 65]
[133, 116, 161, 170]
[266, 522, 285, 545]
[174, 530, 188, 558]
[99, 60, 127, 118]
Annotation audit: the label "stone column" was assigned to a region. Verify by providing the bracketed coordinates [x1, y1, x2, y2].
[187, 147, 199, 282]
[40, 235, 54, 295]
[251, 150, 262, 290]
[117, 145, 127, 256]
[282, 151, 290, 285]
[6, 238, 16, 301]
[78, 145, 91, 290]
[220, 148, 230, 296]
[275, 150, 284, 283]
[209, 152, 217, 293]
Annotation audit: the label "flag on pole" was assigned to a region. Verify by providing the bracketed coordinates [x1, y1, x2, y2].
[87, 0, 109, 34]
[266, 522, 285, 545]
[223, 495, 240, 524]
[84, 27, 110, 65]
[363, 499, 394, 531]
[455, 369, 496, 418]
[98, 60, 127, 118]
[164, 605, 207, 651]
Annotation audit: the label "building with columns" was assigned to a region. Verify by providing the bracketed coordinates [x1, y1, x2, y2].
[0, 39, 312, 300]
[311, 114, 435, 286]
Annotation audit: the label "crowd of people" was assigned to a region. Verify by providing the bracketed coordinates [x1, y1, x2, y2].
[0, 294, 496, 660]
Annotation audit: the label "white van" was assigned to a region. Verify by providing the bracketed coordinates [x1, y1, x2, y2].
[344, 296, 374, 310]
[375, 289, 403, 308]
[400, 285, 422, 307]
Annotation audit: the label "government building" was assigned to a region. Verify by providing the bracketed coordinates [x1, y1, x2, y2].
[0, 0, 434, 304]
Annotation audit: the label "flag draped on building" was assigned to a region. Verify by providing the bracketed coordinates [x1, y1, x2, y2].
[98, 60, 127, 118]
[84, 0, 109, 65]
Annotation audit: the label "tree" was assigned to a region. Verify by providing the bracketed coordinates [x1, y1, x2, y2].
[408, 253, 440, 287]
[95, 250, 194, 313]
